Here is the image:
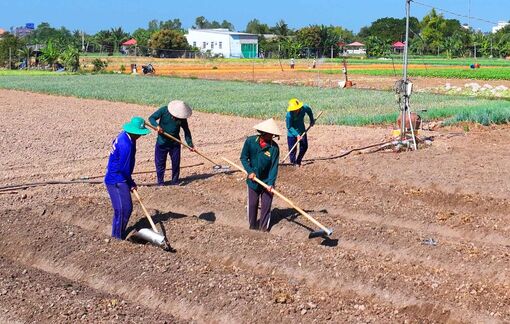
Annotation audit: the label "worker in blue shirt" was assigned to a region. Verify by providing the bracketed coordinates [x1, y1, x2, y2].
[286, 98, 315, 166]
[104, 116, 151, 240]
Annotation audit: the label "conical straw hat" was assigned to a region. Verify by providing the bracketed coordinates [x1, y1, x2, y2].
[168, 100, 192, 119]
[253, 118, 282, 136]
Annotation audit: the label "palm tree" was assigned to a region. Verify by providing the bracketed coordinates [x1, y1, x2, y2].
[94, 30, 113, 54]
[110, 27, 129, 53]
[274, 20, 289, 37]
[18, 46, 34, 69]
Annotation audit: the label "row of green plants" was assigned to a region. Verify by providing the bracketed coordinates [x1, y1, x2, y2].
[0, 73, 507, 126]
[325, 57, 510, 67]
[318, 67, 510, 80]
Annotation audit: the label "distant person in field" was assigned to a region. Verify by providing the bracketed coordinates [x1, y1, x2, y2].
[240, 118, 281, 232]
[312, 58, 316, 69]
[104, 116, 151, 240]
[149, 100, 195, 186]
[290, 58, 295, 69]
[286, 98, 315, 167]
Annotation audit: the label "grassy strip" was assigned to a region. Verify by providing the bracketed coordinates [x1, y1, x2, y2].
[0, 70, 70, 76]
[0, 74, 508, 126]
[325, 57, 510, 67]
[443, 105, 510, 125]
[317, 67, 510, 80]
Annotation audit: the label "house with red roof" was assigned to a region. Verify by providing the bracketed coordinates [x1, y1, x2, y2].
[344, 41, 366, 56]
[121, 39, 137, 55]
[392, 41, 405, 54]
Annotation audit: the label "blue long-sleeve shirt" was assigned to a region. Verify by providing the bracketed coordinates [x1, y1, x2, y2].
[104, 131, 136, 188]
[286, 104, 314, 137]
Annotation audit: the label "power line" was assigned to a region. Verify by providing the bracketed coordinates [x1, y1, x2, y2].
[411, 0, 500, 26]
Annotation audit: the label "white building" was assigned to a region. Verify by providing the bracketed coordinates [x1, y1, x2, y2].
[492, 21, 510, 33]
[344, 42, 366, 56]
[185, 29, 258, 58]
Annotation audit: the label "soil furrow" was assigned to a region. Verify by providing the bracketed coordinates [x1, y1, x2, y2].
[39, 198, 510, 322]
[0, 208, 446, 323]
[0, 257, 181, 323]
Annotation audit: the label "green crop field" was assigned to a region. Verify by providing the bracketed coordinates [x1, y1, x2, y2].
[0, 70, 67, 76]
[318, 67, 510, 80]
[0, 73, 508, 126]
[325, 57, 510, 67]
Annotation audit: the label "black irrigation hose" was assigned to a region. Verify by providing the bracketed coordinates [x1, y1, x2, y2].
[0, 179, 104, 192]
[0, 163, 206, 193]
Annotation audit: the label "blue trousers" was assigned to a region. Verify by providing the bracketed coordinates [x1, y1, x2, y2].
[155, 143, 181, 185]
[287, 134, 308, 165]
[106, 182, 132, 240]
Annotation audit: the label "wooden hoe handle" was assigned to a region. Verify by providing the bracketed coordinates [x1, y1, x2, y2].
[145, 122, 219, 166]
[281, 111, 324, 163]
[132, 189, 159, 233]
[221, 157, 331, 234]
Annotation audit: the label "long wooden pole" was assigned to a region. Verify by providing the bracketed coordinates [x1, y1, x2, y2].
[281, 111, 323, 163]
[132, 189, 159, 233]
[222, 157, 332, 235]
[145, 122, 221, 167]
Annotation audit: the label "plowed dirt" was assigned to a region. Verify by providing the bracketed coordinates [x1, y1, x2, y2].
[1, 89, 509, 323]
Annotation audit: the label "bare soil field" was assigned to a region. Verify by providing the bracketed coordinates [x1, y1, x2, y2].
[1, 89, 510, 323]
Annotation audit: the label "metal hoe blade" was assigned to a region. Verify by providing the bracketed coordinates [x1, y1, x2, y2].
[132, 228, 166, 246]
[308, 228, 333, 239]
[213, 165, 230, 172]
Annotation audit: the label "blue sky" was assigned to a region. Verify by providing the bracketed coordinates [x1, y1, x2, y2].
[1, 0, 508, 34]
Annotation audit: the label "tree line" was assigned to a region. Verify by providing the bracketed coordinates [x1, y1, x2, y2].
[1, 11, 509, 68]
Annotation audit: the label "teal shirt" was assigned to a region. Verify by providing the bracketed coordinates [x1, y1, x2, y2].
[148, 106, 193, 147]
[240, 135, 279, 192]
[286, 105, 314, 137]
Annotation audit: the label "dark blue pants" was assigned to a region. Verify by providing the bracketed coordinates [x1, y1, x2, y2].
[247, 186, 273, 231]
[287, 134, 308, 165]
[106, 182, 132, 240]
[155, 143, 181, 185]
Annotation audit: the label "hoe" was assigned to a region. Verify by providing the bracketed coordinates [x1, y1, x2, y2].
[131, 189, 169, 248]
[145, 123, 230, 171]
[281, 111, 324, 163]
[222, 157, 333, 238]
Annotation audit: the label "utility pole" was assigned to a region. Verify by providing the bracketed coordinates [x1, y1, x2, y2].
[81, 30, 85, 52]
[8, 47, 12, 70]
[401, 0, 417, 150]
[330, 45, 333, 59]
[468, 0, 471, 31]
[490, 36, 493, 57]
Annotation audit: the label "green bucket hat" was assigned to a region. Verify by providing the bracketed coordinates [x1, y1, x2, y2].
[123, 116, 151, 135]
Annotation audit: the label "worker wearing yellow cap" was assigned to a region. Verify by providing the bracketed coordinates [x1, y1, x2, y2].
[286, 98, 315, 166]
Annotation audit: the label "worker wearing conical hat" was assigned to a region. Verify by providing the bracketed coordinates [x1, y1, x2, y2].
[240, 118, 281, 231]
[105, 116, 151, 240]
[148, 100, 195, 186]
[286, 98, 315, 166]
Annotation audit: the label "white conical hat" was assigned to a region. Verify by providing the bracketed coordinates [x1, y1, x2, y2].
[168, 100, 192, 119]
[253, 118, 282, 136]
